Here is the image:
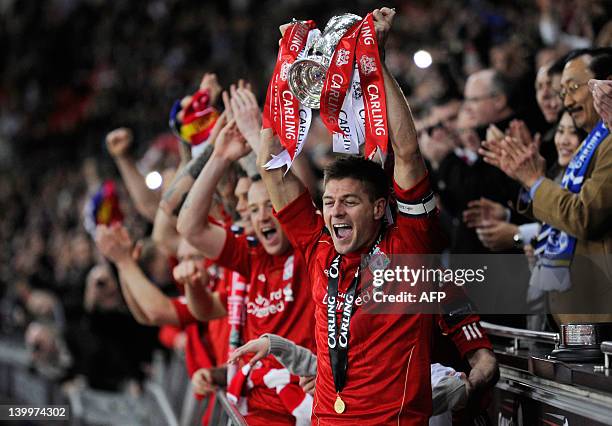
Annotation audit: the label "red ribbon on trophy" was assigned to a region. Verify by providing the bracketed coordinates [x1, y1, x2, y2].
[263, 20, 316, 160]
[319, 21, 362, 135]
[319, 13, 388, 159]
[355, 14, 388, 159]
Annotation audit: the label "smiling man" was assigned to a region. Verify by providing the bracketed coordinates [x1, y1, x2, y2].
[257, 8, 456, 425]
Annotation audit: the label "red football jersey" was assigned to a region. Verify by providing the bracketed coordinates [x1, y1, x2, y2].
[171, 296, 198, 327]
[214, 230, 315, 350]
[214, 229, 316, 424]
[275, 174, 446, 425]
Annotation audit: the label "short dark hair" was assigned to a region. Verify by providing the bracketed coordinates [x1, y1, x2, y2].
[547, 54, 567, 77]
[589, 53, 612, 80]
[564, 48, 595, 64]
[324, 156, 390, 202]
[561, 47, 612, 74]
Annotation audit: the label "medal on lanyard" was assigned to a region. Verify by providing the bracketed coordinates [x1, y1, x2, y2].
[326, 229, 384, 414]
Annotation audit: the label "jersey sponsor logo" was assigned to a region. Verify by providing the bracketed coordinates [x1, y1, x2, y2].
[247, 284, 295, 318]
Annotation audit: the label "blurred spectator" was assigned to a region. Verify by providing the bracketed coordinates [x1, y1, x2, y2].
[64, 263, 158, 391]
[535, 64, 563, 125]
[25, 321, 72, 380]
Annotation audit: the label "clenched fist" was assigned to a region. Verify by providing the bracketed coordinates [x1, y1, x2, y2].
[172, 259, 208, 287]
[372, 7, 395, 54]
[106, 127, 133, 158]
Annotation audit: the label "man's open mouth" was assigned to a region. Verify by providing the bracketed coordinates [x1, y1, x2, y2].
[261, 226, 277, 241]
[333, 223, 353, 240]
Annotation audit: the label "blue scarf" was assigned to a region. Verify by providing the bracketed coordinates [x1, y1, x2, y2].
[534, 120, 609, 267]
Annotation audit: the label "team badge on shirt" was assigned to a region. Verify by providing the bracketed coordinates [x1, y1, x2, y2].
[283, 255, 294, 281]
[368, 247, 390, 273]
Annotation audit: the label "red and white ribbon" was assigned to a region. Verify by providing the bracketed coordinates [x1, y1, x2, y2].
[263, 21, 316, 162]
[356, 14, 388, 159]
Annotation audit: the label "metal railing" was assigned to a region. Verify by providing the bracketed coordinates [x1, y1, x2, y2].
[602, 341, 612, 369]
[208, 391, 248, 426]
[480, 321, 560, 352]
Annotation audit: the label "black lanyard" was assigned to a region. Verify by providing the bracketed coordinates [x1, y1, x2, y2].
[326, 228, 385, 395]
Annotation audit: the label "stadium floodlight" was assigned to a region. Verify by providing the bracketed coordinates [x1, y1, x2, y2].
[413, 50, 432, 69]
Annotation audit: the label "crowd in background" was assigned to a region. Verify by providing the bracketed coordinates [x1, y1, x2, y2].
[1, 0, 612, 414]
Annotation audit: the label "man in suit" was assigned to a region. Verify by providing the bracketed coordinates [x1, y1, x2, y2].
[486, 48, 612, 324]
[430, 70, 524, 255]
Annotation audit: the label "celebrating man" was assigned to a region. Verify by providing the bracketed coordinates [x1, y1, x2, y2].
[256, 8, 481, 425]
[177, 112, 315, 423]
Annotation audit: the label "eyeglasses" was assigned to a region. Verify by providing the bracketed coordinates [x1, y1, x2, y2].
[421, 113, 458, 136]
[558, 82, 588, 101]
[464, 92, 499, 103]
[421, 122, 445, 136]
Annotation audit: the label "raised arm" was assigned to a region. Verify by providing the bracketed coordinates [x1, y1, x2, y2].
[176, 120, 250, 258]
[154, 145, 216, 256]
[159, 140, 216, 218]
[105, 128, 160, 222]
[151, 208, 181, 257]
[172, 261, 227, 321]
[226, 79, 310, 211]
[257, 129, 306, 211]
[372, 8, 427, 189]
[114, 251, 150, 324]
[95, 224, 179, 326]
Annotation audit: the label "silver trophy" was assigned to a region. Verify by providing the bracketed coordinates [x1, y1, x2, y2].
[288, 13, 362, 109]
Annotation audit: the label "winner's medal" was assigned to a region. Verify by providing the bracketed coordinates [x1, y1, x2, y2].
[326, 229, 384, 416]
[334, 395, 346, 414]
